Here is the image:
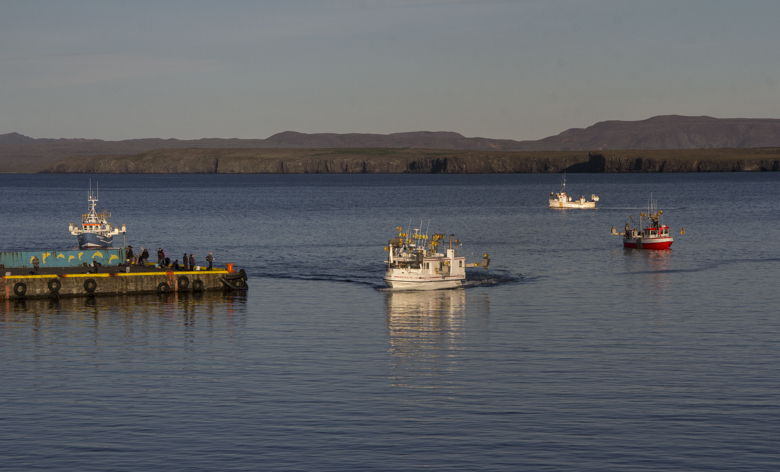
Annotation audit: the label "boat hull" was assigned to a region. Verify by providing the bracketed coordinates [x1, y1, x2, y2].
[384, 274, 464, 291]
[78, 232, 114, 249]
[548, 200, 596, 209]
[623, 237, 673, 250]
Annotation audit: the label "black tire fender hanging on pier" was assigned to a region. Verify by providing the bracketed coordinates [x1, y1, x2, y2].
[13, 282, 27, 297]
[192, 279, 204, 292]
[84, 279, 97, 293]
[224, 269, 247, 281]
[48, 278, 61, 293]
[177, 275, 190, 290]
[219, 276, 248, 291]
[157, 282, 170, 294]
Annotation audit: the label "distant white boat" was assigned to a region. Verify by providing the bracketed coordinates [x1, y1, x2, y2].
[548, 174, 599, 209]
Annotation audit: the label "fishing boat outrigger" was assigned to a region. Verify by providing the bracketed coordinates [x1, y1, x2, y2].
[611, 198, 683, 250]
[383, 225, 489, 290]
[69, 183, 126, 249]
[549, 174, 599, 209]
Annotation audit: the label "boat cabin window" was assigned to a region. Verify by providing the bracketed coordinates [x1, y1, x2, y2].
[459, 261, 462, 267]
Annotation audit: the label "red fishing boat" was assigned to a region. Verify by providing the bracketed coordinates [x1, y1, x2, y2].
[611, 198, 682, 250]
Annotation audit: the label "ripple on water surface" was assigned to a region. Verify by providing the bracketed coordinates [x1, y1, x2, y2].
[0, 173, 779, 471]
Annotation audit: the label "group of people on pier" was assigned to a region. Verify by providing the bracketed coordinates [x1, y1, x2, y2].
[125, 246, 214, 271]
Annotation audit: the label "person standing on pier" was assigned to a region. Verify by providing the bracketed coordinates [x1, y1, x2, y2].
[189, 253, 196, 270]
[126, 246, 134, 265]
[140, 247, 149, 266]
[32, 256, 39, 273]
[206, 252, 214, 270]
[157, 248, 165, 267]
[183, 253, 188, 271]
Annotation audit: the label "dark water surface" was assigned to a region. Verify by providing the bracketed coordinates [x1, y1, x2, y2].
[1, 173, 779, 471]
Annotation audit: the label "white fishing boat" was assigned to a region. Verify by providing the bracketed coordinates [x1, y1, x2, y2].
[549, 174, 599, 209]
[69, 183, 126, 249]
[383, 225, 489, 290]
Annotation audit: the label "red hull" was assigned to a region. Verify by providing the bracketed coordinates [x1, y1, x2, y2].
[623, 240, 673, 250]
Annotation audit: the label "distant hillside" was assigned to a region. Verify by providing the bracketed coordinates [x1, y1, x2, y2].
[263, 131, 525, 150]
[249, 116, 780, 151]
[0, 135, 270, 172]
[530, 115, 780, 151]
[39, 147, 780, 174]
[4, 115, 780, 172]
[0, 130, 528, 172]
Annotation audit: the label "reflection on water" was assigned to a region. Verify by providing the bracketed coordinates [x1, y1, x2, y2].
[611, 248, 675, 318]
[624, 249, 673, 296]
[643, 250, 673, 297]
[0, 292, 248, 344]
[385, 289, 469, 388]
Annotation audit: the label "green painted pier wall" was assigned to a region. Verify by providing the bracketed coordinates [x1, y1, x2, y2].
[0, 249, 127, 268]
[0, 269, 246, 300]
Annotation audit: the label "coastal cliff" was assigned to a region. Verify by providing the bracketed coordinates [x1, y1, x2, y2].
[39, 149, 591, 174]
[39, 147, 780, 174]
[585, 149, 780, 172]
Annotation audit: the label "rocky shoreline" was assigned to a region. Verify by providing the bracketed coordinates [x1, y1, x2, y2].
[38, 147, 780, 174]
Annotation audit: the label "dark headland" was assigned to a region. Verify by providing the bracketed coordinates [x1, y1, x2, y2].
[36, 147, 780, 174]
[2, 115, 780, 173]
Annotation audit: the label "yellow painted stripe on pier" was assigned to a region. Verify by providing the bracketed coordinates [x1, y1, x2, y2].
[59, 273, 113, 278]
[115, 270, 229, 277]
[115, 272, 170, 277]
[2, 275, 58, 279]
[3, 273, 112, 279]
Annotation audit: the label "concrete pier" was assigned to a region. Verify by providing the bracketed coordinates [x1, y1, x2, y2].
[0, 267, 248, 300]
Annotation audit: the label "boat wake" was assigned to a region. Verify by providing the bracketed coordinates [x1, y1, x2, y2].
[247, 270, 380, 287]
[463, 270, 520, 287]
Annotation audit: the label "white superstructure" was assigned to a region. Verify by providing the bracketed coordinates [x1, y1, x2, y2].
[383, 226, 489, 290]
[68, 182, 126, 249]
[549, 174, 599, 209]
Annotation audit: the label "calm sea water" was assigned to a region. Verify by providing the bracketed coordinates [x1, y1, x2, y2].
[1, 173, 779, 471]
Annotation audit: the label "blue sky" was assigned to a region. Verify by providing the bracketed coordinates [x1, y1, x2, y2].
[1, 0, 778, 140]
